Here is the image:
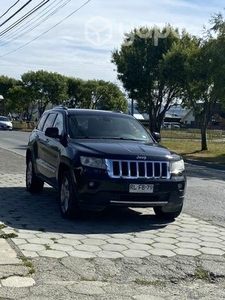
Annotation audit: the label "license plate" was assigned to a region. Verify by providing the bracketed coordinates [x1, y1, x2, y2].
[129, 184, 154, 193]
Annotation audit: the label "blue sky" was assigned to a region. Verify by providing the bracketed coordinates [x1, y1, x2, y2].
[0, 0, 224, 85]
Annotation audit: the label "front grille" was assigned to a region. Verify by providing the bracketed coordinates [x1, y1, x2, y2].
[106, 159, 170, 179]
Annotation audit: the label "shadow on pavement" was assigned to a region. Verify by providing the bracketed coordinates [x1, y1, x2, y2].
[0, 186, 172, 235]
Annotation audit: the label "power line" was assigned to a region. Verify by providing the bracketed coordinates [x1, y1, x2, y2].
[0, 0, 72, 45]
[0, 0, 32, 27]
[0, 0, 91, 58]
[0, 0, 20, 19]
[0, 0, 50, 36]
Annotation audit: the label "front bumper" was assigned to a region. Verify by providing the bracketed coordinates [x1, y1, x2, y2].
[73, 168, 186, 211]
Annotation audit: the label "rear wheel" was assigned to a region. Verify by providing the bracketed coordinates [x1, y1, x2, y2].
[59, 171, 81, 219]
[153, 205, 182, 220]
[26, 156, 44, 193]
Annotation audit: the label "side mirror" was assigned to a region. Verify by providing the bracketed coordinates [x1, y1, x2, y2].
[152, 132, 161, 143]
[45, 127, 59, 138]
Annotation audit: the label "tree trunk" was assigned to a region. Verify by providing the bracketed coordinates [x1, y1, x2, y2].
[200, 126, 208, 151]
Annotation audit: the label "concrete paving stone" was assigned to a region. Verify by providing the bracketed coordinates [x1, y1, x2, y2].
[106, 238, 132, 245]
[199, 242, 225, 249]
[122, 249, 149, 258]
[155, 232, 180, 239]
[100, 244, 128, 252]
[56, 238, 81, 246]
[20, 250, 39, 258]
[154, 237, 177, 244]
[133, 232, 158, 239]
[1, 276, 36, 288]
[13, 232, 40, 239]
[130, 237, 154, 245]
[81, 238, 107, 246]
[0, 239, 21, 264]
[20, 243, 46, 252]
[219, 235, 225, 241]
[197, 231, 222, 238]
[173, 248, 201, 256]
[96, 250, 124, 258]
[165, 224, 182, 230]
[198, 225, 221, 233]
[49, 243, 75, 251]
[175, 232, 200, 238]
[25, 237, 55, 245]
[11, 238, 27, 245]
[74, 244, 102, 252]
[148, 248, 176, 257]
[109, 231, 137, 240]
[35, 233, 63, 239]
[125, 243, 153, 251]
[37, 250, 68, 258]
[175, 242, 201, 250]
[62, 234, 88, 240]
[200, 247, 225, 255]
[176, 236, 202, 243]
[151, 243, 178, 250]
[84, 234, 112, 240]
[67, 250, 96, 258]
[199, 236, 222, 242]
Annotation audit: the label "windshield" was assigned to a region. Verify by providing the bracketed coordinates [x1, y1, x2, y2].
[68, 114, 153, 142]
[0, 116, 10, 121]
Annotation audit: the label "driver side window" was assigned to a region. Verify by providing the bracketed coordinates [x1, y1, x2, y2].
[42, 113, 57, 133]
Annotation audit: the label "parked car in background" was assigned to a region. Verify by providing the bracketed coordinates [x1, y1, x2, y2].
[0, 116, 13, 130]
[26, 106, 186, 220]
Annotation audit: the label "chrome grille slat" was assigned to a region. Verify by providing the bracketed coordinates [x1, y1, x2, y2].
[106, 159, 170, 179]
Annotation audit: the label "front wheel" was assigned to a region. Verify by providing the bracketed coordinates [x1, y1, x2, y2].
[26, 157, 44, 193]
[59, 171, 81, 219]
[153, 205, 182, 220]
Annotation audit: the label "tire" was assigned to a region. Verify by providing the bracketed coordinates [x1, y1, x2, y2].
[59, 171, 81, 219]
[26, 156, 44, 193]
[153, 205, 182, 220]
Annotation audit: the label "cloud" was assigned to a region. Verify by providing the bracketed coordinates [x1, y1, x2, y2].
[0, 0, 224, 83]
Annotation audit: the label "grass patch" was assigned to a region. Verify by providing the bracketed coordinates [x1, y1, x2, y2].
[0, 224, 7, 230]
[20, 256, 35, 274]
[161, 140, 225, 165]
[134, 279, 165, 286]
[193, 268, 209, 280]
[44, 244, 52, 250]
[0, 233, 18, 239]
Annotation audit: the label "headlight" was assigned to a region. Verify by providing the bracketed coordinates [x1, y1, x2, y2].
[80, 156, 106, 169]
[170, 159, 185, 175]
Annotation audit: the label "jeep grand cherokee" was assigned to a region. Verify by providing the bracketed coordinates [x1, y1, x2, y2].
[26, 106, 186, 220]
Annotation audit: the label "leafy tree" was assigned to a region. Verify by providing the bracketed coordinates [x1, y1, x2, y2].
[66, 78, 127, 112]
[21, 70, 68, 117]
[0, 75, 18, 115]
[112, 25, 187, 132]
[164, 13, 225, 151]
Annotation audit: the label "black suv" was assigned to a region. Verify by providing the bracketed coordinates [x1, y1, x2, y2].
[26, 106, 186, 220]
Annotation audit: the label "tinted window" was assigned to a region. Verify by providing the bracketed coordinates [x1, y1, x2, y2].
[42, 113, 57, 133]
[68, 114, 152, 142]
[36, 114, 48, 131]
[53, 113, 63, 135]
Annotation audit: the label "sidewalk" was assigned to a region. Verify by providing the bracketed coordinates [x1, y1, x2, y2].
[1, 173, 225, 299]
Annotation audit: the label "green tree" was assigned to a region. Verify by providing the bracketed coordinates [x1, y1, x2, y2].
[164, 13, 225, 151]
[0, 75, 18, 115]
[21, 70, 68, 117]
[112, 25, 186, 132]
[66, 78, 127, 112]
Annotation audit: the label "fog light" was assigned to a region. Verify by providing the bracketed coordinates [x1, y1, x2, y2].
[89, 181, 95, 188]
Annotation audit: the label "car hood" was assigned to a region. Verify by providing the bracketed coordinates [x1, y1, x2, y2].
[70, 139, 180, 160]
